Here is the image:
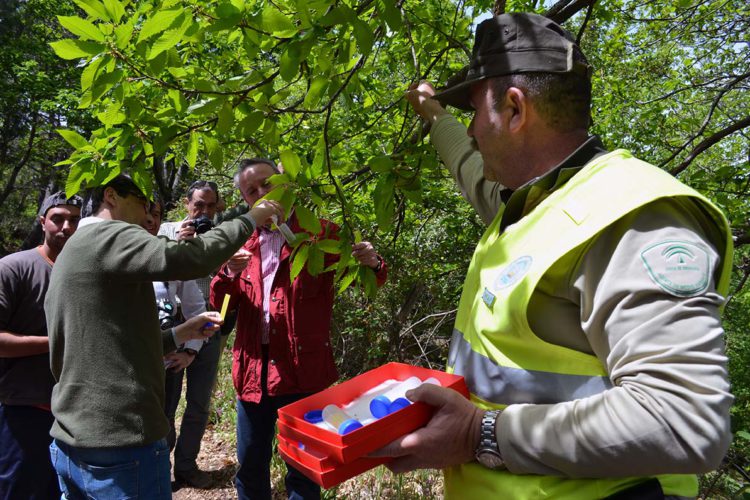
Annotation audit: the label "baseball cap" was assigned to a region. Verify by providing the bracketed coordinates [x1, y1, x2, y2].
[39, 191, 84, 217]
[434, 13, 591, 110]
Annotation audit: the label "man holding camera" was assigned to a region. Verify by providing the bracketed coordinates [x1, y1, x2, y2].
[157, 180, 226, 488]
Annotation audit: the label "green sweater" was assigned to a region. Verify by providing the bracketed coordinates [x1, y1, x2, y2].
[45, 215, 255, 447]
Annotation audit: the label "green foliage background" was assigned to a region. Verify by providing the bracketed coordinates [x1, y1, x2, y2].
[1, 0, 749, 496]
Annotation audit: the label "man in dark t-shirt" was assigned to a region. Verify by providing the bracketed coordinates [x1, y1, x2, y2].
[0, 192, 82, 500]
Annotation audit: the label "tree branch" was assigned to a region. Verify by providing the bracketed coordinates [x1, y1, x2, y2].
[0, 113, 38, 207]
[669, 116, 750, 176]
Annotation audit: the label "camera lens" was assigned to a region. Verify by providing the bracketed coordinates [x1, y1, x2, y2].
[192, 215, 214, 234]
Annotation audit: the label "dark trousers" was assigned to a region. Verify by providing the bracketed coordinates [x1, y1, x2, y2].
[164, 332, 222, 473]
[235, 348, 320, 500]
[0, 404, 60, 500]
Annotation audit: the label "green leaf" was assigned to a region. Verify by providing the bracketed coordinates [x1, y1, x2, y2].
[290, 244, 309, 281]
[148, 23, 188, 60]
[80, 55, 106, 91]
[303, 76, 328, 108]
[203, 135, 223, 171]
[375, 0, 402, 31]
[295, 205, 322, 234]
[279, 43, 301, 82]
[258, 6, 296, 36]
[337, 267, 358, 294]
[73, 0, 110, 22]
[351, 19, 374, 57]
[137, 9, 184, 43]
[50, 39, 105, 60]
[65, 159, 95, 198]
[737, 430, 750, 441]
[216, 103, 234, 136]
[114, 22, 134, 49]
[373, 174, 395, 231]
[368, 155, 393, 173]
[167, 89, 188, 113]
[57, 129, 89, 150]
[279, 149, 301, 180]
[307, 244, 324, 276]
[96, 102, 126, 126]
[187, 97, 225, 115]
[186, 131, 198, 168]
[102, 0, 125, 24]
[267, 173, 291, 186]
[317, 239, 341, 254]
[58, 15, 105, 42]
[238, 111, 264, 138]
[358, 265, 377, 299]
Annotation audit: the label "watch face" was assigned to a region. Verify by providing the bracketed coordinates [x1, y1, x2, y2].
[477, 449, 505, 470]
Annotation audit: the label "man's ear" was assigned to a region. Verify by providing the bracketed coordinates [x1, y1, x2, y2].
[184, 196, 191, 209]
[103, 186, 119, 207]
[505, 87, 528, 134]
[277, 162, 285, 174]
[38, 215, 46, 229]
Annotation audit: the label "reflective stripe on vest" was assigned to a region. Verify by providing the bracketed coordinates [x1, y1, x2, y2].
[446, 150, 732, 499]
[448, 329, 612, 405]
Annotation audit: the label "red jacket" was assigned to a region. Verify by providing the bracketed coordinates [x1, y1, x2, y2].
[210, 216, 387, 402]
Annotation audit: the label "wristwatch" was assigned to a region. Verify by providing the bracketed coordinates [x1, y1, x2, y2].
[475, 410, 505, 470]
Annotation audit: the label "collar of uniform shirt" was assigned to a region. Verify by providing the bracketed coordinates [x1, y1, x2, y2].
[498, 135, 608, 233]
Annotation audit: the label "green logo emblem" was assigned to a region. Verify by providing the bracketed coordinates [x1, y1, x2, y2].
[640, 240, 710, 297]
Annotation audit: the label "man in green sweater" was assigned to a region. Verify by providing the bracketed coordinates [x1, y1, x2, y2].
[45, 175, 283, 499]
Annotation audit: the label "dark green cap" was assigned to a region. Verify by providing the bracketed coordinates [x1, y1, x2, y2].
[434, 13, 591, 110]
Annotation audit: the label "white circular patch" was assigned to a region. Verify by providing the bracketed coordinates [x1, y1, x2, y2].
[492, 256, 533, 291]
[640, 240, 710, 297]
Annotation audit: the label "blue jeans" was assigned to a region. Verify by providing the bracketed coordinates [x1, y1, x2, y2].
[49, 439, 171, 500]
[164, 332, 222, 473]
[0, 404, 60, 500]
[236, 396, 320, 500]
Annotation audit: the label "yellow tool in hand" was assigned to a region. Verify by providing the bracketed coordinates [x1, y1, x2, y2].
[219, 294, 231, 321]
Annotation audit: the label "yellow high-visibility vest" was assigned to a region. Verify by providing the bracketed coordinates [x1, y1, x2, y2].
[446, 150, 733, 499]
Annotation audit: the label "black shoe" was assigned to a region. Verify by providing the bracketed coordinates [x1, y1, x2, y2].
[174, 468, 213, 489]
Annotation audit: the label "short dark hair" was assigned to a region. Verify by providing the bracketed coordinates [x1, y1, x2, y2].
[489, 47, 591, 132]
[234, 158, 279, 187]
[148, 192, 165, 214]
[186, 180, 219, 202]
[87, 175, 147, 216]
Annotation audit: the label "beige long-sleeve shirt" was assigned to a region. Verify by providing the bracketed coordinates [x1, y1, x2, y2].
[430, 114, 732, 477]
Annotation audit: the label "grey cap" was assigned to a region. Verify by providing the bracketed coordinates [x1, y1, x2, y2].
[39, 191, 84, 217]
[434, 13, 591, 110]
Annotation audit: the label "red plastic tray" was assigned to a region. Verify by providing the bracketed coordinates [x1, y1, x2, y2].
[277, 362, 468, 464]
[277, 434, 389, 489]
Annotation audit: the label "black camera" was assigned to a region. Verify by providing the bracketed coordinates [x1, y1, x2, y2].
[189, 215, 214, 234]
[156, 298, 178, 330]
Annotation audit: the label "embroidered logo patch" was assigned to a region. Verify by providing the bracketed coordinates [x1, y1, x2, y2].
[492, 256, 533, 291]
[640, 240, 710, 297]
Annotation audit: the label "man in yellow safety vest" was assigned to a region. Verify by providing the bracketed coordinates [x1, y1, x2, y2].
[374, 12, 733, 499]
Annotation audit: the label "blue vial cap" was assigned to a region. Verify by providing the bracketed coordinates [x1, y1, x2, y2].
[338, 418, 363, 435]
[202, 322, 215, 329]
[388, 397, 411, 413]
[298, 442, 306, 451]
[303, 409, 323, 423]
[369, 395, 393, 418]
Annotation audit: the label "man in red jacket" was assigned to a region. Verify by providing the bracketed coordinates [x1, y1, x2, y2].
[210, 158, 387, 499]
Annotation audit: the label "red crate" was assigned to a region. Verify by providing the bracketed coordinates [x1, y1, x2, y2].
[277, 434, 389, 489]
[277, 362, 468, 465]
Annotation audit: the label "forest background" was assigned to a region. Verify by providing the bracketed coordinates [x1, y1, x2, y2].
[1, 0, 749, 497]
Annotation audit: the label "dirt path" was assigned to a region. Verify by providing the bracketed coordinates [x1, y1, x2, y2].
[171, 424, 238, 500]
